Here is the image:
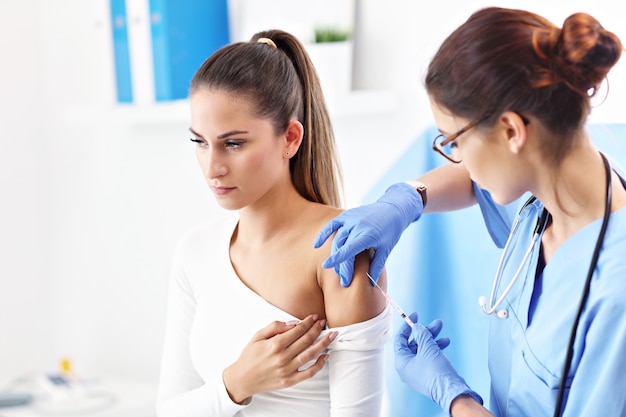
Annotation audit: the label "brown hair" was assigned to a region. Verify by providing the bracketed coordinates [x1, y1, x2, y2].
[426, 7, 623, 162]
[189, 29, 342, 208]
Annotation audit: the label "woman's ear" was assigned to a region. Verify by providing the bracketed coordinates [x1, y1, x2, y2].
[500, 111, 528, 155]
[284, 120, 304, 157]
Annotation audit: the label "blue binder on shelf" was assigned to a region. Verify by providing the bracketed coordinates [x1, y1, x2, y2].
[149, 0, 230, 101]
[110, 0, 133, 103]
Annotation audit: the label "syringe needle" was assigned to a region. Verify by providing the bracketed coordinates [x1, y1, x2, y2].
[367, 273, 414, 328]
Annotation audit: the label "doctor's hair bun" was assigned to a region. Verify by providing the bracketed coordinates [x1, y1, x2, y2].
[549, 13, 622, 97]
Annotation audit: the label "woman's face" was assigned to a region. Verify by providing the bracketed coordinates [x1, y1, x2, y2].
[189, 89, 289, 211]
[430, 98, 525, 205]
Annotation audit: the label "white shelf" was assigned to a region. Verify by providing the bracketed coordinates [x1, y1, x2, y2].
[64, 100, 190, 126]
[63, 89, 400, 126]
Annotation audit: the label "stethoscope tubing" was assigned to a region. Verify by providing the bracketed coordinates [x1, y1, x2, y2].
[553, 153, 612, 417]
[481, 198, 548, 317]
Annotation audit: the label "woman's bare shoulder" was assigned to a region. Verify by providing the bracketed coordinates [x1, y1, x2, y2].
[307, 202, 343, 225]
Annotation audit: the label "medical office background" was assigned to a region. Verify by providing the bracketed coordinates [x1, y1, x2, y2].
[1, 0, 625, 416]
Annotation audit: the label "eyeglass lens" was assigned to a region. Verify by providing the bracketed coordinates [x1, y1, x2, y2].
[434, 134, 460, 162]
[438, 136, 457, 158]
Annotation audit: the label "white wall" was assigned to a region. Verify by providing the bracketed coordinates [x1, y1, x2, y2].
[0, 0, 53, 379]
[1, 0, 624, 396]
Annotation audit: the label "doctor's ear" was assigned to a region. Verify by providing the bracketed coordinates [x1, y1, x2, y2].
[500, 111, 529, 155]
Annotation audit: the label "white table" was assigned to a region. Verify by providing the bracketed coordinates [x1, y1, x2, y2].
[0, 378, 156, 417]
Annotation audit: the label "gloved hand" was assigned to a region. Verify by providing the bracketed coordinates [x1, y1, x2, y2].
[424, 318, 450, 351]
[394, 313, 483, 414]
[313, 182, 424, 287]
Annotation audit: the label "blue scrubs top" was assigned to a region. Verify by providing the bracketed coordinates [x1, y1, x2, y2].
[473, 160, 626, 417]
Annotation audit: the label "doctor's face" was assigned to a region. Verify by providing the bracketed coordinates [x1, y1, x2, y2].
[430, 98, 523, 205]
[189, 89, 289, 211]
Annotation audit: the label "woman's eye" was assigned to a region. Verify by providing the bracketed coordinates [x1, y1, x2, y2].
[225, 141, 244, 149]
[189, 137, 207, 147]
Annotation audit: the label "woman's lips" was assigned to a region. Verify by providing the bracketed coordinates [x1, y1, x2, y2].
[212, 186, 235, 196]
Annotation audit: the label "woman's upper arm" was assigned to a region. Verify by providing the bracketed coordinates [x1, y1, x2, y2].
[321, 249, 387, 328]
[320, 249, 392, 416]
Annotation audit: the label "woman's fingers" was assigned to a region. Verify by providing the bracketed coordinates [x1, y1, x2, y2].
[273, 325, 337, 388]
[281, 316, 334, 360]
[253, 317, 306, 341]
[282, 352, 329, 386]
[291, 329, 337, 369]
[266, 314, 338, 373]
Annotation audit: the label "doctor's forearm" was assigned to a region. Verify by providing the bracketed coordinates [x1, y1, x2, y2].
[450, 394, 495, 417]
[406, 163, 476, 214]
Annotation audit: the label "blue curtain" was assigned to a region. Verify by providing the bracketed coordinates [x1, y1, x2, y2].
[364, 123, 626, 417]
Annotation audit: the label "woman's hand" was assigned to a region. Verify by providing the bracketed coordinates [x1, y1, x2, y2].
[222, 314, 337, 404]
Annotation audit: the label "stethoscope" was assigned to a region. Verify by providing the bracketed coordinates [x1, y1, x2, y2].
[478, 153, 613, 417]
[478, 197, 549, 319]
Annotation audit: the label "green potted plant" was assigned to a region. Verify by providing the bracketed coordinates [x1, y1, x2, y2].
[314, 27, 351, 43]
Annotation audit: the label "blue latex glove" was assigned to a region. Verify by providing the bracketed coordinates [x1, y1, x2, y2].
[395, 312, 483, 414]
[313, 182, 423, 287]
[425, 318, 451, 351]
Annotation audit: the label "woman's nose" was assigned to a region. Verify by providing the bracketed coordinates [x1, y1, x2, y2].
[199, 149, 227, 179]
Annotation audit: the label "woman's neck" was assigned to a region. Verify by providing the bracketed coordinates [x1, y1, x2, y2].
[235, 184, 312, 246]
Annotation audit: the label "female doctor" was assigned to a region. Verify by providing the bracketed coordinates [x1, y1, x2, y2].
[314, 7, 626, 417]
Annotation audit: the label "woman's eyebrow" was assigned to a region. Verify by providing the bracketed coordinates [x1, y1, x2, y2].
[188, 127, 202, 138]
[187, 128, 249, 139]
[218, 130, 249, 139]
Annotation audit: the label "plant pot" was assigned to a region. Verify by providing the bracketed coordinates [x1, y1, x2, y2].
[306, 40, 353, 98]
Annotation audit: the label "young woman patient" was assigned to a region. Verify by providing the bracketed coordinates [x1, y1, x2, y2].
[156, 29, 392, 417]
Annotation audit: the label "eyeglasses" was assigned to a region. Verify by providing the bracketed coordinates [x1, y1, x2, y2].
[432, 115, 490, 163]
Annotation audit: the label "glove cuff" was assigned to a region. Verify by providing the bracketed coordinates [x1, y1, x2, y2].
[437, 376, 483, 416]
[381, 182, 424, 223]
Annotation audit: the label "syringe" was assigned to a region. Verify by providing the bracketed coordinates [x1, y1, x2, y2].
[367, 273, 415, 328]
